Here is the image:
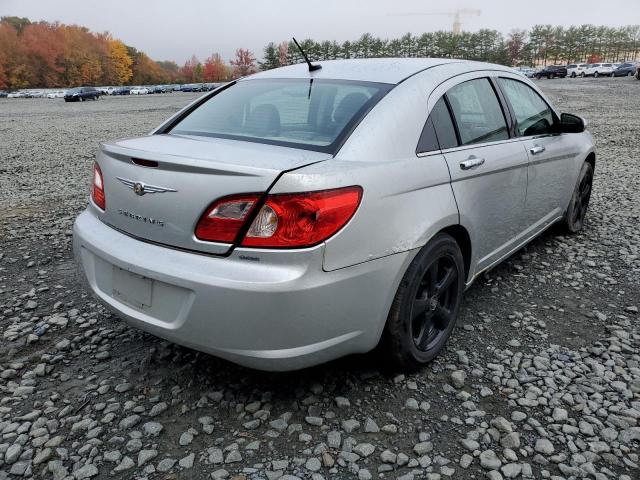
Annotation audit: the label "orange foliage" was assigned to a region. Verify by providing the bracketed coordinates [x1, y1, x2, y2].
[203, 53, 229, 82]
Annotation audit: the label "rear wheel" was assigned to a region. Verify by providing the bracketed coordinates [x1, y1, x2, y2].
[571, 72, 576, 78]
[384, 233, 464, 371]
[580, 72, 586, 77]
[594, 71, 599, 78]
[562, 162, 593, 233]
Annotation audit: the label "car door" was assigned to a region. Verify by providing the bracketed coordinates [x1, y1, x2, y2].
[496, 77, 577, 229]
[436, 76, 530, 273]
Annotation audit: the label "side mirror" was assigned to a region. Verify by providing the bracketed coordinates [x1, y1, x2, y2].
[559, 113, 586, 133]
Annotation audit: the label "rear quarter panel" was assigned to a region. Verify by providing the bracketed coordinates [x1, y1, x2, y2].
[272, 68, 467, 272]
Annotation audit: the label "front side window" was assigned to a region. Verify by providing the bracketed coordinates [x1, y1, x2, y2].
[446, 78, 509, 146]
[169, 79, 391, 153]
[498, 78, 555, 136]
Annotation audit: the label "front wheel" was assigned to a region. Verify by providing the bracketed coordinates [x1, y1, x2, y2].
[580, 72, 586, 77]
[594, 71, 599, 78]
[571, 72, 576, 78]
[562, 162, 594, 234]
[384, 233, 465, 371]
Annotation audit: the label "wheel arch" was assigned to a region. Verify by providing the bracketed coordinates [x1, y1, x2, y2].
[438, 224, 472, 282]
[585, 151, 596, 171]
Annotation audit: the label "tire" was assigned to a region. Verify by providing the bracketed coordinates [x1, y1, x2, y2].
[384, 233, 465, 371]
[627, 71, 633, 77]
[535, 74, 542, 80]
[581, 72, 586, 77]
[562, 162, 594, 234]
[594, 71, 599, 78]
[571, 72, 576, 78]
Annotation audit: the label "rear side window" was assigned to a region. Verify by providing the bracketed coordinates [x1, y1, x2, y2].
[498, 78, 555, 136]
[446, 78, 509, 146]
[417, 97, 458, 153]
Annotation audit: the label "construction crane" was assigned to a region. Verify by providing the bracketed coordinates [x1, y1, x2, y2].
[389, 9, 481, 35]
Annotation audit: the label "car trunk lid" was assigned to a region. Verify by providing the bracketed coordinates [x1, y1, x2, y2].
[96, 134, 331, 255]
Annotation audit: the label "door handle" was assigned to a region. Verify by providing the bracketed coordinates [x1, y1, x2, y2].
[530, 145, 546, 155]
[460, 157, 485, 170]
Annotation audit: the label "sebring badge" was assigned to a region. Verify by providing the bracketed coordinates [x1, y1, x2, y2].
[117, 177, 177, 196]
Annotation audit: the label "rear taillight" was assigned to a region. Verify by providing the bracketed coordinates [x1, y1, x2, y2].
[92, 163, 106, 210]
[195, 186, 362, 248]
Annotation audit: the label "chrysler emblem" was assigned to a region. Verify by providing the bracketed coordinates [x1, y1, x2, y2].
[117, 177, 177, 196]
[133, 182, 144, 196]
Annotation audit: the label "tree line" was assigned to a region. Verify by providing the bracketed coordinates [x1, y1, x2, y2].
[0, 17, 254, 89]
[262, 25, 640, 70]
[2, 16, 639, 90]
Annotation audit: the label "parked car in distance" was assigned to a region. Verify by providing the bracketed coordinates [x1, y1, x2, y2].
[64, 86, 100, 102]
[180, 83, 205, 92]
[613, 62, 638, 77]
[74, 58, 596, 371]
[7, 91, 26, 98]
[26, 91, 45, 98]
[567, 64, 588, 77]
[583, 63, 615, 77]
[130, 86, 149, 95]
[535, 65, 568, 79]
[47, 91, 66, 99]
[513, 67, 537, 78]
[0, 90, 7, 98]
[113, 87, 131, 95]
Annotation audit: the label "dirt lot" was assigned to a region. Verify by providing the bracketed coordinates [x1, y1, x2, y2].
[1, 78, 639, 480]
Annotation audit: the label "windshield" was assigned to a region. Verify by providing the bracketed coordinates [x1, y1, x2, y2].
[168, 78, 392, 153]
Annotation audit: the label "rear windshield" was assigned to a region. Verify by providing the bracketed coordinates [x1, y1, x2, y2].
[168, 79, 392, 153]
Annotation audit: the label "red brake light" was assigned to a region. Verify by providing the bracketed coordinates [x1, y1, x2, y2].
[92, 163, 106, 210]
[244, 186, 362, 248]
[195, 187, 363, 248]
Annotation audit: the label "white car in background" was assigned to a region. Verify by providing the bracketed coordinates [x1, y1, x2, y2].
[567, 64, 588, 78]
[583, 63, 615, 77]
[7, 91, 25, 98]
[130, 87, 149, 95]
[47, 91, 66, 99]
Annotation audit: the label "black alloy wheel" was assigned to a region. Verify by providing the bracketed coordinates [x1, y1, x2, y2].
[410, 256, 459, 353]
[563, 162, 594, 233]
[384, 233, 465, 370]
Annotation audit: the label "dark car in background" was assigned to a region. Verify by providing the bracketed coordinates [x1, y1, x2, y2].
[113, 87, 131, 95]
[180, 83, 206, 92]
[64, 86, 100, 102]
[613, 62, 638, 77]
[0, 90, 7, 98]
[536, 65, 568, 79]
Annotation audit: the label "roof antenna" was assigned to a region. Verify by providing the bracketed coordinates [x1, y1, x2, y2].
[293, 37, 322, 72]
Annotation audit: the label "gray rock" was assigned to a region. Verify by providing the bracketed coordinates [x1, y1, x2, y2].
[479, 450, 502, 470]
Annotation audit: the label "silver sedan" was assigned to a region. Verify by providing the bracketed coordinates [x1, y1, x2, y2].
[73, 59, 595, 371]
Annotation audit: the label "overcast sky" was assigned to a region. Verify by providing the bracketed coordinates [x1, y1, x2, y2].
[2, 0, 638, 63]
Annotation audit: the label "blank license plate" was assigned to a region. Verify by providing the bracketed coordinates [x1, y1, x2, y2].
[112, 267, 153, 308]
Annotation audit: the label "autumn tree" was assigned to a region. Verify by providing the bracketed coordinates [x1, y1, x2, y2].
[180, 55, 201, 83]
[203, 53, 229, 81]
[106, 38, 133, 84]
[130, 51, 166, 84]
[230, 48, 257, 78]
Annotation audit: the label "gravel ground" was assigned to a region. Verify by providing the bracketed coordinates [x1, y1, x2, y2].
[1, 78, 639, 480]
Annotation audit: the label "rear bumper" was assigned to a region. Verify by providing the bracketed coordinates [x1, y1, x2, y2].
[73, 210, 413, 371]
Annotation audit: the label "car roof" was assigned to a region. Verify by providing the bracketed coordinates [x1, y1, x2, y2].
[247, 58, 493, 85]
